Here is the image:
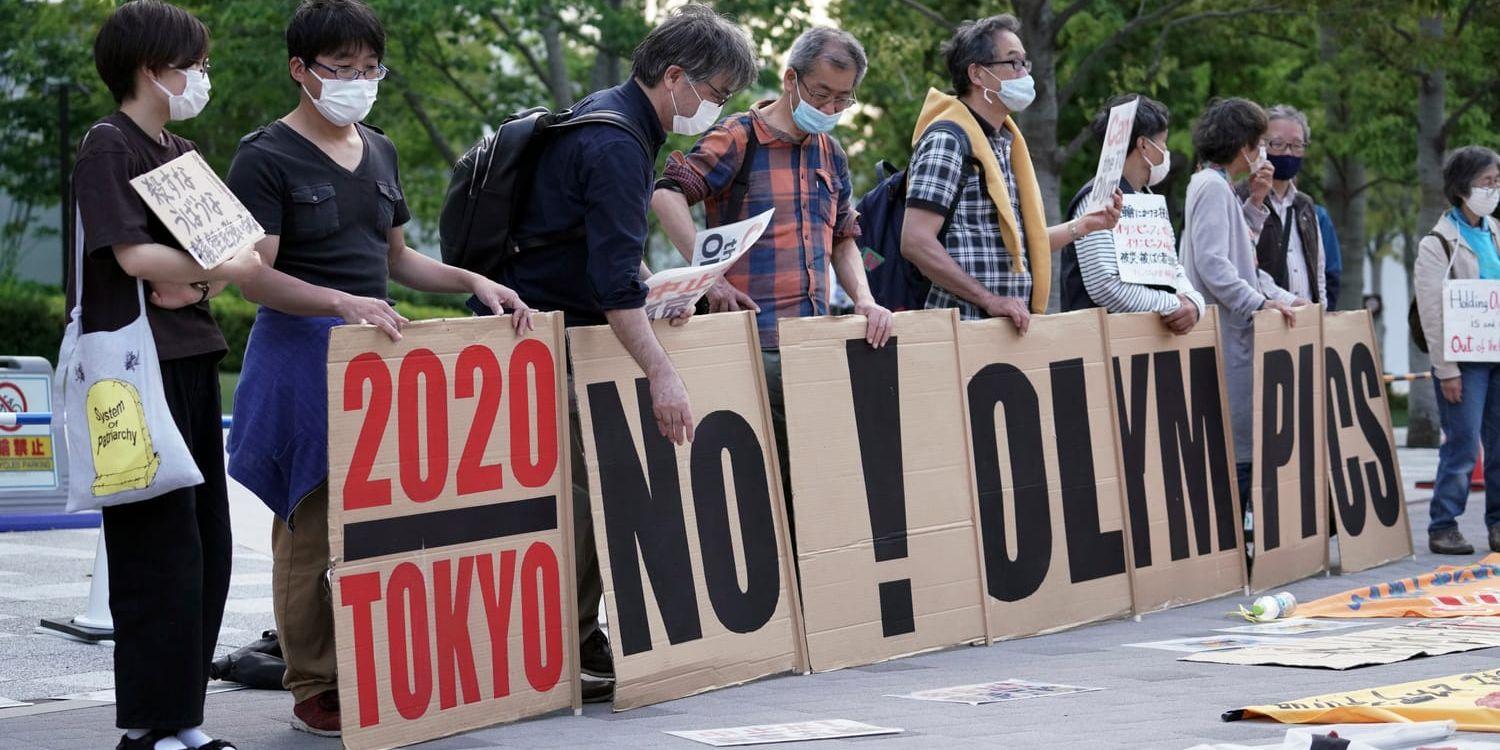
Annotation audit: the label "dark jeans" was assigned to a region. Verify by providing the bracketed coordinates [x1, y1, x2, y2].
[101, 353, 231, 730]
[761, 350, 795, 549]
[1430, 363, 1500, 533]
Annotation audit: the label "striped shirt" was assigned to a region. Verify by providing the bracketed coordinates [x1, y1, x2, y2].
[1068, 180, 1204, 316]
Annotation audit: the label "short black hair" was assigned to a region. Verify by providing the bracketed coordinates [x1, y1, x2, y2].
[942, 14, 1022, 97]
[1192, 97, 1267, 166]
[1443, 146, 1500, 208]
[1090, 94, 1170, 154]
[630, 4, 758, 92]
[286, 0, 386, 65]
[93, 0, 208, 104]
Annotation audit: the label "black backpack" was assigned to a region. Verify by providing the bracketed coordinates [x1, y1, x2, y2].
[439, 106, 650, 280]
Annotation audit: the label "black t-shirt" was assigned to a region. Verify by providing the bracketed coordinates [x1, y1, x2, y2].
[66, 112, 227, 361]
[225, 121, 410, 299]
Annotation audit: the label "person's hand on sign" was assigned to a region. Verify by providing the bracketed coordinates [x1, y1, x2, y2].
[1441, 376, 1463, 404]
[334, 292, 409, 341]
[1262, 298, 1297, 326]
[706, 278, 761, 314]
[1162, 295, 1199, 335]
[1080, 189, 1125, 234]
[470, 276, 534, 334]
[983, 294, 1031, 335]
[855, 299, 894, 348]
[1247, 159, 1274, 208]
[650, 366, 695, 445]
[1292, 297, 1313, 308]
[667, 305, 695, 327]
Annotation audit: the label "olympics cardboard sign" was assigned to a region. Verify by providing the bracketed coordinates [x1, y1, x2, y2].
[328, 313, 580, 750]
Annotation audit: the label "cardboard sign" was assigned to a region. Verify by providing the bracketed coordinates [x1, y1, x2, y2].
[129, 150, 263, 269]
[958, 310, 1132, 639]
[0, 374, 57, 488]
[1226, 668, 1500, 731]
[327, 313, 578, 750]
[1104, 310, 1247, 613]
[1113, 194, 1178, 286]
[569, 311, 806, 710]
[1322, 311, 1412, 572]
[779, 310, 988, 671]
[643, 209, 772, 319]
[1297, 554, 1500, 618]
[1443, 279, 1500, 362]
[1250, 307, 1328, 591]
[1083, 96, 1138, 214]
[1183, 617, 1500, 669]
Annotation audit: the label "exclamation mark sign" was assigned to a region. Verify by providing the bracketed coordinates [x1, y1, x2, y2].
[846, 337, 914, 637]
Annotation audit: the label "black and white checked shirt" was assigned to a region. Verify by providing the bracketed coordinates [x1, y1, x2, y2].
[906, 117, 1029, 320]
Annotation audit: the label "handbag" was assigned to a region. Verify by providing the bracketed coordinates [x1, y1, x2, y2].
[54, 124, 204, 512]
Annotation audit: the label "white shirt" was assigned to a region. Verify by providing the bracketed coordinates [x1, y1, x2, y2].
[1267, 184, 1326, 303]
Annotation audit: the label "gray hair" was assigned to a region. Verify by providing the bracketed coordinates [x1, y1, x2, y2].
[942, 14, 1022, 96]
[1443, 146, 1500, 208]
[631, 3, 758, 93]
[787, 27, 868, 87]
[1266, 104, 1311, 143]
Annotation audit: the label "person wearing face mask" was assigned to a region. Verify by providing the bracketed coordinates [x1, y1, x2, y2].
[1181, 97, 1305, 508]
[1414, 146, 1500, 555]
[1059, 94, 1204, 332]
[221, 0, 533, 734]
[652, 27, 893, 529]
[1233, 105, 1327, 306]
[900, 14, 1122, 333]
[73, 5, 262, 749]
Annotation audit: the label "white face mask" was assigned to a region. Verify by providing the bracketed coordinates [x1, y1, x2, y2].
[979, 67, 1036, 112]
[1467, 186, 1500, 218]
[305, 75, 378, 127]
[670, 77, 722, 135]
[1144, 138, 1171, 187]
[152, 68, 211, 121]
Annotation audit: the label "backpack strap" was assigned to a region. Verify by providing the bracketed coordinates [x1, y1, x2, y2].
[549, 109, 653, 159]
[1434, 231, 1458, 278]
[725, 132, 760, 221]
[917, 121, 979, 235]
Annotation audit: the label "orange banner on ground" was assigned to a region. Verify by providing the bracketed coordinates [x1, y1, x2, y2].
[1296, 554, 1500, 618]
[1226, 667, 1500, 732]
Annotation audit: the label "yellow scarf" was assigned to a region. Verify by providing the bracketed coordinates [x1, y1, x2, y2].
[911, 88, 1051, 313]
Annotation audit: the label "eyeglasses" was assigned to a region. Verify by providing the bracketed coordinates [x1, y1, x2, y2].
[796, 77, 857, 110]
[305, 59, 389, 81]
[182, 59, 211, 74]
[695, 78, 733, 106]
[1474, 176, 1500, 189]
[1266, 139, 1310, 156]
[980, 58, 1032, 74]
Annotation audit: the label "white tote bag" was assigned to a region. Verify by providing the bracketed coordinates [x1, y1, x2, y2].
[55, 125, 204, 512]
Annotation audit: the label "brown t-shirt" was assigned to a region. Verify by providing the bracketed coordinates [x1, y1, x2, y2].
[65, 112, 227, 361]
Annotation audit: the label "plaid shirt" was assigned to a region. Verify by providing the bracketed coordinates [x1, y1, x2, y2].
[660, 104, 860, 348]
[906, 115, 1029, 320]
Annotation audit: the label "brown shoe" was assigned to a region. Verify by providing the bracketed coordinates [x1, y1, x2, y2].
[292, 690, 341, 737]
[1430, 527, 1475, 555]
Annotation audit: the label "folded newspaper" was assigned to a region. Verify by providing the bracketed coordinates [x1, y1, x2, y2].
[644, 209, 773, 319]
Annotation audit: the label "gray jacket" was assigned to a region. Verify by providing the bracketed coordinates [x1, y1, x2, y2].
[1414, 211, 1500, 380]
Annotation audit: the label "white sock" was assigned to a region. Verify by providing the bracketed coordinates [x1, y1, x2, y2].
[153, 738, 188, 750]
[125, 730, 150, 740]
[176, 727, 212, 748]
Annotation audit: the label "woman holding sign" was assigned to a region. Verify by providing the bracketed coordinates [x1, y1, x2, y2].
[1414, 145, 1500, 556]
[1059, 94, 1204, 331]
[71, 3, 260, 749]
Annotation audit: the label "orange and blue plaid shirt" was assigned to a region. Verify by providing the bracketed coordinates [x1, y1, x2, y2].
[660, 104, 860, 349]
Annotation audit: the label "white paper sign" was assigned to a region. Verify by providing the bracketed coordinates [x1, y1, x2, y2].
[1123, 635, 1295, 653]
[888, 680, 1102, 706]
[1084, 97, 1139, 214]
[645, 209, 772, 319]
[129, 150, 264, 269]
[666, 719, 902, 746]
[1442, 279, 1500, 362]
[1214, 618, 1367, 636]
[1113, 193, 1178, 286]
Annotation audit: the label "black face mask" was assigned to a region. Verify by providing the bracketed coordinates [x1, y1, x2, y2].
[1268, 154, 1303, 181]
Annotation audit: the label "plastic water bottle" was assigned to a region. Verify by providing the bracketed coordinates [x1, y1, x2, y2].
[1246, 592, 1296, 622]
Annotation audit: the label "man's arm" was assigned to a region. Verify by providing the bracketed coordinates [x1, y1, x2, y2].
[604, 308, 693, 444]
[831, 237, 892, 347]
[651, 188, 699, 264]
[236, 234, 410, 340]
[1045, 189, 1123, 252]
[113, 242, 260, 285]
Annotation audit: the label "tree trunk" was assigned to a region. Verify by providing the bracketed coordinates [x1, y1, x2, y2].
[590, 0, 623, 92]
[1011, 0, 1063, 310]
[1406, 14, 1447, 448]
[1318, 20, 1369, 313]
[541, 6, 571, 108]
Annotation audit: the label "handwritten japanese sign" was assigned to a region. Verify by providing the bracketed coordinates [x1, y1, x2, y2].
[1228, 667, 1500, 732]
[1083, 97, 1138, 215]
[129, 150, 263, 269]
[1443, 279, 1500, 362]
[646, 209, 772, 319]
[1113, 193, 1178, 286]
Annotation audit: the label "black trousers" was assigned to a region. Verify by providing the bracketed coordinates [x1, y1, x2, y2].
[101, 353, 232, 730]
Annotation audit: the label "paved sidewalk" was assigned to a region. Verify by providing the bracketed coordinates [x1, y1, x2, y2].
[2, 439, 1497, 749]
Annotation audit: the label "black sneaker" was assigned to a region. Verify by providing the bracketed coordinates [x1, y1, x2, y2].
[1490, 525, 1500, 553]
[582, 677, 614, 704]
[1430, 527, 1475, 555]
[116, 731, 179, 750]
[580, 630, 614, 679]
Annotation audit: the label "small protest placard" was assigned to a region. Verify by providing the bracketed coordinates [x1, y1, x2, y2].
[888, 680, 1102, 706]
[1443, 279, 1500, 362]
[666, 719, 902, 747]
[1113, 193, 1178, 285]
[1123, 634, 1294, 653]
[1083, 97, 1138, 214]
[129, 150, 263, 269]
[645, 209, 772, 319]
[1215, 618, 1367, 636]
[1182, 617, 1500, 669]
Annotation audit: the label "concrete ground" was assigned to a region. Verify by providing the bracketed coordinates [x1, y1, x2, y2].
[2, 433, 1499, 749]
